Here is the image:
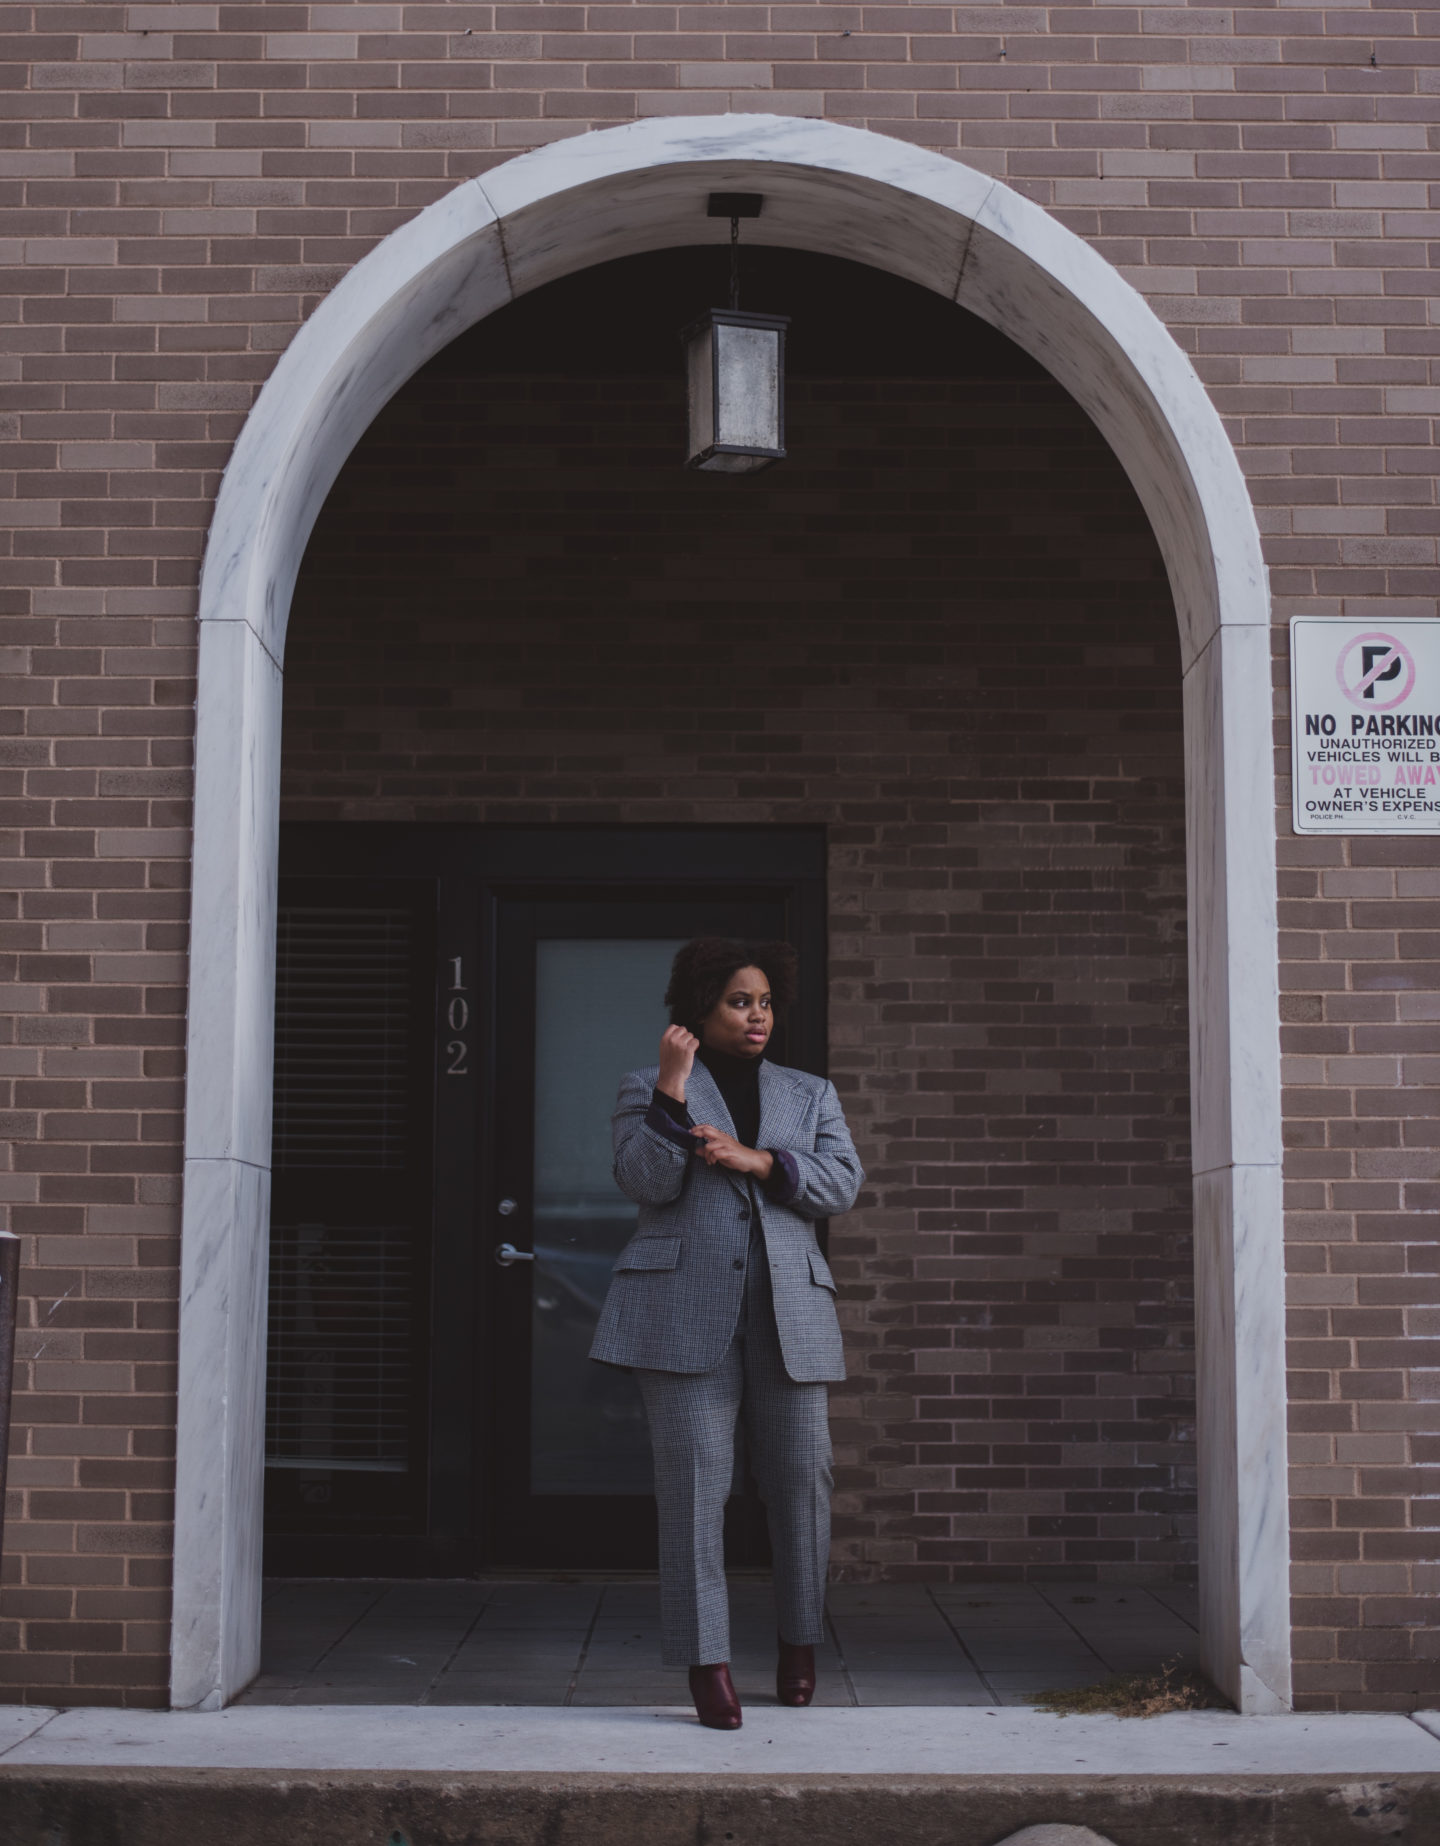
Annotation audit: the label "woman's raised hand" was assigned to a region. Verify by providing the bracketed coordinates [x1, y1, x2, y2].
[657, 1024, 699, 1101]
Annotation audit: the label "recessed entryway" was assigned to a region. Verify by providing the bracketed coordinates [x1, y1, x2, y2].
[175, 116, 1286, 1714]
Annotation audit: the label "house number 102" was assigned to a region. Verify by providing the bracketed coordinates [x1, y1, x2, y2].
[445, 956, 469, 1076]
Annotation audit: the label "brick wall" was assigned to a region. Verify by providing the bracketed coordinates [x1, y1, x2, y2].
[1279, 820, 1440, 1710]
[1, 3, 1436, 1711]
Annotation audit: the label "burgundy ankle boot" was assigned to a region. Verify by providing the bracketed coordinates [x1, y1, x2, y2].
[776, 1638, 816, 1707]
[689, 1662, 743, 1730]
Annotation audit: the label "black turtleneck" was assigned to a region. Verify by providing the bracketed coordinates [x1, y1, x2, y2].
[693, 1041, 762, 1150]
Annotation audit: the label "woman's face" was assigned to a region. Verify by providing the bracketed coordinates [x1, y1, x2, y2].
[698, 964, 773, 1058]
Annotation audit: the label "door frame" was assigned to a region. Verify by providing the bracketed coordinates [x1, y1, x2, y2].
[172, 117, 1286, 1712]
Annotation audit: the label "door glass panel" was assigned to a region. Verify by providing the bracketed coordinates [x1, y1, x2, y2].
[530, 937, 687, 1494]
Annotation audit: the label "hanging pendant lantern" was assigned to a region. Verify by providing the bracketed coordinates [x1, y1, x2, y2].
[682, 194, 788, 473]
[682, 307, 788, 472]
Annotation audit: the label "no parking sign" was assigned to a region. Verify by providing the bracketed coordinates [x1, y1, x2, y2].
[1290, 617, 1440, 833]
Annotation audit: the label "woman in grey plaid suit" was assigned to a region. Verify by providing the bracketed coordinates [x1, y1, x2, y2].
[589, 938, 864, 1730]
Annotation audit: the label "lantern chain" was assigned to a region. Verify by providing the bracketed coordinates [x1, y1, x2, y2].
[730, 213, 740, 311]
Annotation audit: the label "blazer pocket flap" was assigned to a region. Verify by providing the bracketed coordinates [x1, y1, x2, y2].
[615, 1237, 682, 1273]
[807, 1248, 837, 1292]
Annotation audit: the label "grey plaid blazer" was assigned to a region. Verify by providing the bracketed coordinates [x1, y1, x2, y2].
[588, 1059, 864, 1383]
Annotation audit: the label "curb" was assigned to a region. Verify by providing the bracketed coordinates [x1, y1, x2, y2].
[1, 1767, 1436, 1846]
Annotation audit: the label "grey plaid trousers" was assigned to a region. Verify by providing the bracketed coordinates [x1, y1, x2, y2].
[635, 1240, 832, 1669]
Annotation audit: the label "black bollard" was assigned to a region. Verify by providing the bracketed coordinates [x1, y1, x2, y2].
[0, 1231, 17, 1563]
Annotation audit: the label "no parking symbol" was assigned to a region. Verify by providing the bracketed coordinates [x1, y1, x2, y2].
[1335, 632, 1415, 711]
[1290, 617, 1440, 835]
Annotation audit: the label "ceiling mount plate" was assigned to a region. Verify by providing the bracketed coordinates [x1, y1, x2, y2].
[707, 192, 763, 218]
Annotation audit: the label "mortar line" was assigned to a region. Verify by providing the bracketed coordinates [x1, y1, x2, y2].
[417, 1583, 496, 1706]
[280, 1579, 391, 1702]
[824, 1599, 861, 1708]
[0, 1709, 61, 1762]
[564, 1579, 608, 1707]
[925, 1584, 1001, 1704]
[1034, 1583, 1137, 1679]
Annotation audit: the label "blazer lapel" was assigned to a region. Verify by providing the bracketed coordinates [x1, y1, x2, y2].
[757, 1059, 808, 1150]
[686, 1058, 763, 1206]
[684, 1061, 734, 1138]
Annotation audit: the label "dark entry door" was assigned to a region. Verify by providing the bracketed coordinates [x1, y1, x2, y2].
[263, 827, 827, 1577]
[487, 892, 790, 1567]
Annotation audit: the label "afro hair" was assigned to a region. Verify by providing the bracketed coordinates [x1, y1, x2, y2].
[664, 937, 799, 1036]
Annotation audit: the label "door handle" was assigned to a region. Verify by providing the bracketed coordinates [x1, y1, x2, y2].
[495, 1241, 534, 1268]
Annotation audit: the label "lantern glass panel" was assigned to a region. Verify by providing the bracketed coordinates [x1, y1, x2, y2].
[714, 322, 780, 454]
[683, 309, 787, 473]
[684, 319, 716, 460]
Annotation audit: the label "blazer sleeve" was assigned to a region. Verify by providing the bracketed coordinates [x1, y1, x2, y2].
[611, 1067, 694, 1206]
[780, 1079, 865, 1220]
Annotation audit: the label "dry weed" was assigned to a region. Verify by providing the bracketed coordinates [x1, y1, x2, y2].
[1033, 1658, 1229, 1718]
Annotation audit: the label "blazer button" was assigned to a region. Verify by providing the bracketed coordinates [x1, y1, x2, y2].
[733, 1257, 745, 1270]
[737, 1207, 750, 1220]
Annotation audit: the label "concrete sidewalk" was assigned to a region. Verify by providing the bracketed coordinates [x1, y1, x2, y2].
[6, 1706, 1440, 1846]
[4, 1701, 1440, 1775]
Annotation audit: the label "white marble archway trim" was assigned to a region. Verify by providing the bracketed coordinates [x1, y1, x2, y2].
[173, 114, 1287, 1714]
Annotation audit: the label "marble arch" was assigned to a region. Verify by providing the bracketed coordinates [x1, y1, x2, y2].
[173, 114, 1288, 1713]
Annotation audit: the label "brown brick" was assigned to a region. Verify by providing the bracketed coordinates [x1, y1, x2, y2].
[2, 0, 1436, 1716]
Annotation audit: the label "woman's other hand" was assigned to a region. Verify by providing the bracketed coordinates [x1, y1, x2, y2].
[690, 1124, 775, 1182]
[657, 1024, 699, 1102]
